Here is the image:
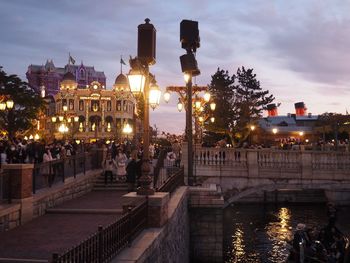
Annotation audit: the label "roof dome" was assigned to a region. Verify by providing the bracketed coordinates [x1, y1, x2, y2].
[62, 72, 76, 82]
[114, 73, 128, 85]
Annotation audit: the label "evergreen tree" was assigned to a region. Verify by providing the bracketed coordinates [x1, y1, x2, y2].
[205, 68, 236, 137]
[0, 67, 45, 140]
[205, 66, 275, 146]
[233, 66, 275, 144]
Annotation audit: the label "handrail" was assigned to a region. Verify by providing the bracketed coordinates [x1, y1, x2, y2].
[51, 199, 148, 263]
[157, 166, 184, 193]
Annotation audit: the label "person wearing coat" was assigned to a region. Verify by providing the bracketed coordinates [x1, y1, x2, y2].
[126, 150, 141, 192]
[113, 148, 127, 182]
[42, 147, 53, 186]
[102, 152, 114, 184]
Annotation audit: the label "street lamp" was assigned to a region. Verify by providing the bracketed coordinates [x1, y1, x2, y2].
[149, 79, 161, 110]
[6, 99, 14, 110]
[272, 128, 278, 134]
[122, 123, 133, 139]
[127, 18, 158, 195]
[177, 98, 184, 112]
[164, 91, 171, 103]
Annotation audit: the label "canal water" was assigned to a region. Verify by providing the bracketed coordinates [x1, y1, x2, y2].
[223, 204, 350, 263]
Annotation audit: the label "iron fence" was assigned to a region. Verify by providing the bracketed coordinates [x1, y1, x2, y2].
[157, 166, 184, 193]
[51, 199, 148, 263]
[32, 151, 99, 194]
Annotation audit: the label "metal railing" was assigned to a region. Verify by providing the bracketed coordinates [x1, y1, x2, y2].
[32, 151, 100, 194]
[157, 167, 184, 193]
[51, 198, 148, 263]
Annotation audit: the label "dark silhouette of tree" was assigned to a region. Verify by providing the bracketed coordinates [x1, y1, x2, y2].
[233, 66, 275, 144]
[0, 67, 45, 140]
[205, 68, 236, 140]
[205, 66, 275, 146]
[315, 112, 350, 149]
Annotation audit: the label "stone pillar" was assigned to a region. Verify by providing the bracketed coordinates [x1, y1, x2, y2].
[2, 164, 34, 199]
[2, 164, 34, 224]
[247, 150, 258, 178]
[122, 191, 170, 228]
[301, 151, 312, 180]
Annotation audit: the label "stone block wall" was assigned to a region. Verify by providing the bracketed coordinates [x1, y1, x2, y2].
[113, 187, 189, 263]
[0, 204, 21, 232]
[32, 169, 101, 218]
[189, 184, 224, 263]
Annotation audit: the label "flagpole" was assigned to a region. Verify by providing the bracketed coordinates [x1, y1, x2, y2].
[120, 55, 123, 74]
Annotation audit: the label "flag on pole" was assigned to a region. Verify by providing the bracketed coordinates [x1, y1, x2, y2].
[120, 58, 126, 65]
[69, 54, 76, 65]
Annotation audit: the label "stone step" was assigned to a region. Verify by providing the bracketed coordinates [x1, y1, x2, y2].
[0, 258, 48, 263]
[46, 208, 123, 214]
[92, 187, 128, 191]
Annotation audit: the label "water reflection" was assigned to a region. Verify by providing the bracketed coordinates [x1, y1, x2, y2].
[265, 207, 293, 262]
[224, 204, 350, 263]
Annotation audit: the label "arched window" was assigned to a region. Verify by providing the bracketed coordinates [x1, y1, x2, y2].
[80, 69, 85, 78]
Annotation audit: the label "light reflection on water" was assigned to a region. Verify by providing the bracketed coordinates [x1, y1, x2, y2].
[224, 204, 350, 263]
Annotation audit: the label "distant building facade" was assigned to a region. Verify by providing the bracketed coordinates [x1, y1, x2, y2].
[257, 102, 319, 145]
[26, 59, 106, 96]
[42, 71, 138, 142]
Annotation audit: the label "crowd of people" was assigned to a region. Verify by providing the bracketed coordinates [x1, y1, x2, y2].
[0, 138, 80, 166]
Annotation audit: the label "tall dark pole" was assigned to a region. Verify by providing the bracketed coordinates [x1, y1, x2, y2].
[186, 73, 194, 186]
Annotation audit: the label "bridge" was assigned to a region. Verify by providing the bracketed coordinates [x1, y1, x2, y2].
[181, 144, 350, 206]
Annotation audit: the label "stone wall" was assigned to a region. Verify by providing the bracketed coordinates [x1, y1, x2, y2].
[113, 186, 189, 263]
[32, 169, 101, 218]
[0, 204, 20, 232]
[0, 169, 101, 233]
[189, 184, 224, 263]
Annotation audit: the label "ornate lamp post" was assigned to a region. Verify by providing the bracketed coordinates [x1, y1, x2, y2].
[0, 96, 15, 139]
[127, 18, 159, 195]
[51, 105, 79, 140]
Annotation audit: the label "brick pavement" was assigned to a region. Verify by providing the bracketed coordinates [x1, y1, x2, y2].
[0, 190, 127, 261]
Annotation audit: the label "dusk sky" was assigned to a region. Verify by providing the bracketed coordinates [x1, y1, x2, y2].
[1, 0, 349, 134]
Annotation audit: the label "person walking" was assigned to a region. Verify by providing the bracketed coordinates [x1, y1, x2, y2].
[126, 150, 141, 192]
[114, 148, 127, 182]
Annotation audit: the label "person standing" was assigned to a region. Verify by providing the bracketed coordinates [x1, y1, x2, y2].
[114, 148, 127, 182]
[102, 152, 114, 185]
[42, 147, 53, 186]
[126, 150, 141, 192]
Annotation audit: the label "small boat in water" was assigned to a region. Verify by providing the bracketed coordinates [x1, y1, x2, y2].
[288, 223, 350, 263]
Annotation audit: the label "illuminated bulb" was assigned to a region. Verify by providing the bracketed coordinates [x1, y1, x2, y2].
[164, 91, 171, 103]
[203, 92, 211, 102]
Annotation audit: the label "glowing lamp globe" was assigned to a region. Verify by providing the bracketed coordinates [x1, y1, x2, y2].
[127, 69, 145, 94]
[149, 82, 161, 110]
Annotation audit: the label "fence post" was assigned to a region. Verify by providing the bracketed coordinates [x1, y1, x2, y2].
[83, 154, 86, 175]
[62, 159, 65, 183]
[73, 156, 76, 178]
[128, 206, 133, 246]
[52, 253, 59, 263]
[7, 171, 12, 204]
[98, 225, 103, 263]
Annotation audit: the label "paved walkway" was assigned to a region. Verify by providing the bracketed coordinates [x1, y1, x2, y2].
[0, 190, 127, 261]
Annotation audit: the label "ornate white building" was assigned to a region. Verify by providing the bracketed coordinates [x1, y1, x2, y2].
[47, 71, 137, 142]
